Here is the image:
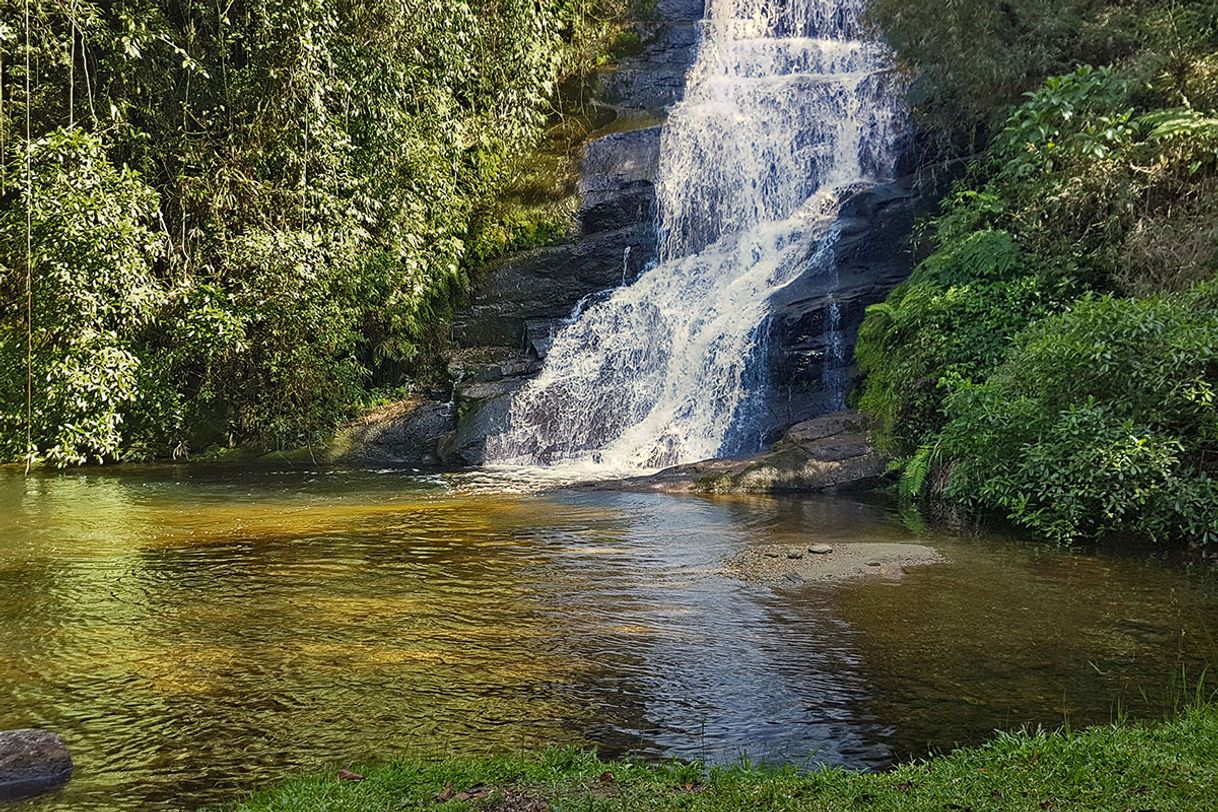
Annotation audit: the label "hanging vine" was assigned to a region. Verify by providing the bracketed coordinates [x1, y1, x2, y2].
[67, 0, 74, 127]
[23, 0, 32, 474]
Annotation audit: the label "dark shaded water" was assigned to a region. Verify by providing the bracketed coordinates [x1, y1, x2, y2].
[1, 467, 1215, 810]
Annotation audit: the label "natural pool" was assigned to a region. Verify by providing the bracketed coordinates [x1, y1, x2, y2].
[1, 466, 1215, 810]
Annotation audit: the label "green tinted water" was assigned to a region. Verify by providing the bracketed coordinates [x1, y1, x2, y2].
[1, 466, 1215, 810]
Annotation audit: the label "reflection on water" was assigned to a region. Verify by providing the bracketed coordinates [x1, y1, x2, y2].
[1, 467, 1215, 810]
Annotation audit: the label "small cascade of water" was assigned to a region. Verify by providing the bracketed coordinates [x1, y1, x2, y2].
[820, 233, 849, 412]
[822, 300, 848, 412]
[489, 0, 906, 472]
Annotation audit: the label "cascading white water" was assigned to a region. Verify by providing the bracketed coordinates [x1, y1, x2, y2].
[488, 0, 906, 473]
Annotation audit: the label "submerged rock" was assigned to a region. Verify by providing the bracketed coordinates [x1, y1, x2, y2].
[596, 411, 888, 494]
[0, 729, 72, 801]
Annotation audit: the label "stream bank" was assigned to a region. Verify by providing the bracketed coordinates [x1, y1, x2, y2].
[234, 706, 1218, 811]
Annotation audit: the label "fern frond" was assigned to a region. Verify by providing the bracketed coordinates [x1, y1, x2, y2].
[898, 443, 943, 503]
[1140, 108, 1218, 140]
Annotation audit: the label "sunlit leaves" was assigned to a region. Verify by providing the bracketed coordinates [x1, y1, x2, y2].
[994, 67, 1136, 177]
[0, 129, 166, 465]
[855, 6, 1218, 545]
[0, 0, 619, 460]
[940, 285, 1218, 544]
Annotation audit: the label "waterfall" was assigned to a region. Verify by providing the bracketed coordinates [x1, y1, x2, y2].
[488, 0, 906, 472]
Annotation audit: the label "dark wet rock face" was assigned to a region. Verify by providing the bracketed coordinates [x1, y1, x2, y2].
[328, 401, 456, 468]
[579, 127, 663, 235]
[761, 180, 922, 434]
[453, 121, 664, 355]
[599, 0, 705, 112]
[439, 351, 543, 465]
[453, 128, 660, 358]
[0, 729, 72, 801]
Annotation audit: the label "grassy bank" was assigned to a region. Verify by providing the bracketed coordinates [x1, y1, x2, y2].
[234, 706, 1218, 811]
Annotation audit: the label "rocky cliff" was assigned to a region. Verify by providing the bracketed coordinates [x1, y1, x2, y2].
[437, 0, 708, 466]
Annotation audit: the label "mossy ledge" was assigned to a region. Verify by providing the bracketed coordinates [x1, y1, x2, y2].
[230, 706, 1218, 811]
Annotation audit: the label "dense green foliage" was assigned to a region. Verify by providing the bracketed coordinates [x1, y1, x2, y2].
[0, 0, 631, 463]
[870, 0, 1218, 146]
[859, 2, 1218, 545]
[0, 129, 166, 464]
[940, 286, 1218, 544]
[234, 705, 1218, 810]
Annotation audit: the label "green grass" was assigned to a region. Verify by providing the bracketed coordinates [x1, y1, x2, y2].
[232, 706, 1218, 811]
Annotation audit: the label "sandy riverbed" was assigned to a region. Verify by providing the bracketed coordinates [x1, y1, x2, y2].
[724, 541, 943, 585]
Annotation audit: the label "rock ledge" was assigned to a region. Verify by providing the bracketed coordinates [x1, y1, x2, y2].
[593, 411, 888, 494]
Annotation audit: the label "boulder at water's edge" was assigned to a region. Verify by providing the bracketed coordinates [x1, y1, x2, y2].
[595, 411, 888, 494]
[0, 729, 72, 801]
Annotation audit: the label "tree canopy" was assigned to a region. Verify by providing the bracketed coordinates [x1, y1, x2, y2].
[0, 0, 629, 463]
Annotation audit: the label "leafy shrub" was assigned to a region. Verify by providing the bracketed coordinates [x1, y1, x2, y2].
[856, 230, 1061, 451]
[869, 0, 1216, 142]
[939, 285, 1218, 545]
[856, 48, 1218, 544]
[872, 0, 1121, 143]
[204, 230, 370, 449]
[1140, 107, 1218, 173]
[1118, 195, 1218, 294]
[994, 67, 1137, 178]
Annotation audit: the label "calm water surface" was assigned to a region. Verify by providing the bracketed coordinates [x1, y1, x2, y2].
[1, 466, 1216, 810]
